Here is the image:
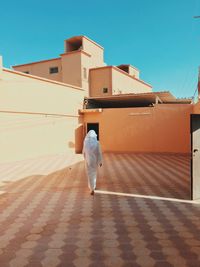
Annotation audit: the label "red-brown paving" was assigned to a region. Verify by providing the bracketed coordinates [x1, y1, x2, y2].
[0, 152, 200, 267]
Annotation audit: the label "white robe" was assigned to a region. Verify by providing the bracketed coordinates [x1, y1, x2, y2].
[83, 130, 102, 191]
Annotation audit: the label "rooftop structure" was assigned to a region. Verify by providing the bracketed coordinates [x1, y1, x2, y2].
[13, 36, 152, 97]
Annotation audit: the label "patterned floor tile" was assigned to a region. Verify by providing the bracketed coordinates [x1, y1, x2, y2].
[0, 152, 199, 267]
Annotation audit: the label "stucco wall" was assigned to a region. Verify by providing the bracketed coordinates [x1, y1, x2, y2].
[0, 113, 81, 163]
[89, 66, 151, 97]
[81, 52, 101, 95]
[61, 52, 82, 88]
[129, 66, 139, 79]
[89, 68, 112, 97]
[0, 69, 84, 163]
[112, 67, 152, 94]
[83, 37, 104, 67]
[13, 58, 62, 82]
[83, 104, 193, 153]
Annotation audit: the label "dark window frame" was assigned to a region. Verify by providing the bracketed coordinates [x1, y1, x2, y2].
[103, 87, 108, 93]
[49, 67, 59, 74]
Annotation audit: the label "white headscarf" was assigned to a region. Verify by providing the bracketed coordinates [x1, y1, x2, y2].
[86, 130, 97, 139]
[83, 130, 98, 153]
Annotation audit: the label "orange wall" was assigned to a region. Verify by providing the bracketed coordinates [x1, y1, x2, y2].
[13, 58, 62, 82]
[89, 67, 151, 97]
[83, 104, 193, 153]
[80, 52, 103, 95]
[61, 52, 82, 87]
[0, 69, 84, 163]
[61, 50, 105, 95]
[89, 68, 112, 97]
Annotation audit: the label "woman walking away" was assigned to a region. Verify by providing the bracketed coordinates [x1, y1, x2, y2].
[83, 130, 102, 195]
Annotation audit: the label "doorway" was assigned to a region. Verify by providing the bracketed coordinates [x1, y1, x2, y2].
[87, 123, 99, 140]
[191, 114, 200, 200]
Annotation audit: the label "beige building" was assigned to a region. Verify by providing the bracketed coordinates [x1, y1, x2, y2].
[0, 56, 84, 162]
[13, 36, 152, 97]
[0, 35, 197, 164]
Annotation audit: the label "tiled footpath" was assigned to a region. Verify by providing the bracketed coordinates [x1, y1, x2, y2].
[0, 153, 200, 267]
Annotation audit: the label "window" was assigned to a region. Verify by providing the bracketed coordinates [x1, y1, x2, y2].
[49, 67, 58, 74]
[103, 88, 108, 93]
[23, 71, 29, 74]
[83, 68, 87, 79]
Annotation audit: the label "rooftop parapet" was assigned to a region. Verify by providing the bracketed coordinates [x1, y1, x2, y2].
[64, 36, 104, 53]
[117, 64, 140, 79]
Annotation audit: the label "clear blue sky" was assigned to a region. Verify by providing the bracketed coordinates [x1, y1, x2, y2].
[1, 0, 200, 98]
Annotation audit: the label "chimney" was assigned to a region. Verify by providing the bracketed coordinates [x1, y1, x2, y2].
[0, 56, 2, 78]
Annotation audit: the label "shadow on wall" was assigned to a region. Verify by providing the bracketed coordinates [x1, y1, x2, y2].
[75, 124, 84, 153]
[68, 141, 75, 148]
